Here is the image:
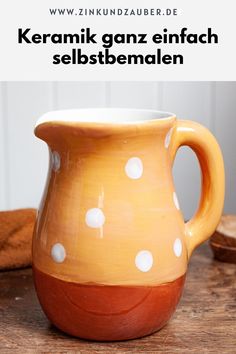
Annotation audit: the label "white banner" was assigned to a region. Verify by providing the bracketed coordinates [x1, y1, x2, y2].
[0, 0, 235, 81]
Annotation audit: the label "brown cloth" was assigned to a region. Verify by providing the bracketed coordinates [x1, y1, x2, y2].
[0, 209, 36, 270]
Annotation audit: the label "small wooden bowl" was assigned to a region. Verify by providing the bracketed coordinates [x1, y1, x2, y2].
[210, 242, 236, 263]
[210, 214, 236, 264]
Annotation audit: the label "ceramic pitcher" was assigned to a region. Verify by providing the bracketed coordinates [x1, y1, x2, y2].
[33, 109, 224, 341]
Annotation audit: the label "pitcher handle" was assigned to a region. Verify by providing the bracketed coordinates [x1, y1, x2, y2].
[169, 120, 225, 259]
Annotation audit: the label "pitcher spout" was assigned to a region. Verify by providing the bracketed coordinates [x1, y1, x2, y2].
[35, 108, 176, 144]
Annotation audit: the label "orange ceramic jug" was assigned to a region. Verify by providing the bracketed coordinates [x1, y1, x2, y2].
[33, 109, 224, 341]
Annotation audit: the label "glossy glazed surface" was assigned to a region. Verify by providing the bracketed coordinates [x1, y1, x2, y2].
[33, 109, 224, 339]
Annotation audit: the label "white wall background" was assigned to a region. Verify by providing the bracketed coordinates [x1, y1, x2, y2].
[0, 82, 235, 220]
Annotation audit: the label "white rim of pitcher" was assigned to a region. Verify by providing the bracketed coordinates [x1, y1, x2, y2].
[35, 108, 176, 127]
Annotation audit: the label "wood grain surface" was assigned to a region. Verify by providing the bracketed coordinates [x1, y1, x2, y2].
[0, 243, 235, 354]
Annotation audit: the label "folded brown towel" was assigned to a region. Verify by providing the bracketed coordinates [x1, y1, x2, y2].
[0, 209, 36, 270]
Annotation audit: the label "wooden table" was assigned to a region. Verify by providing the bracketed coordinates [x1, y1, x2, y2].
[0, 243, 235, 353]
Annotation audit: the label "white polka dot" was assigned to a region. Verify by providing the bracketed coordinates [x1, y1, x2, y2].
[51, 243, 66, 263]
[173, 238, 182, 258]
[52, 151, 60, 171]
[173, 192, 180, 210]
[85, 208, 105, 228]
[135, 250, 153, 272]
[165, 128, 173, 149]
[125, 157, 143, 179]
